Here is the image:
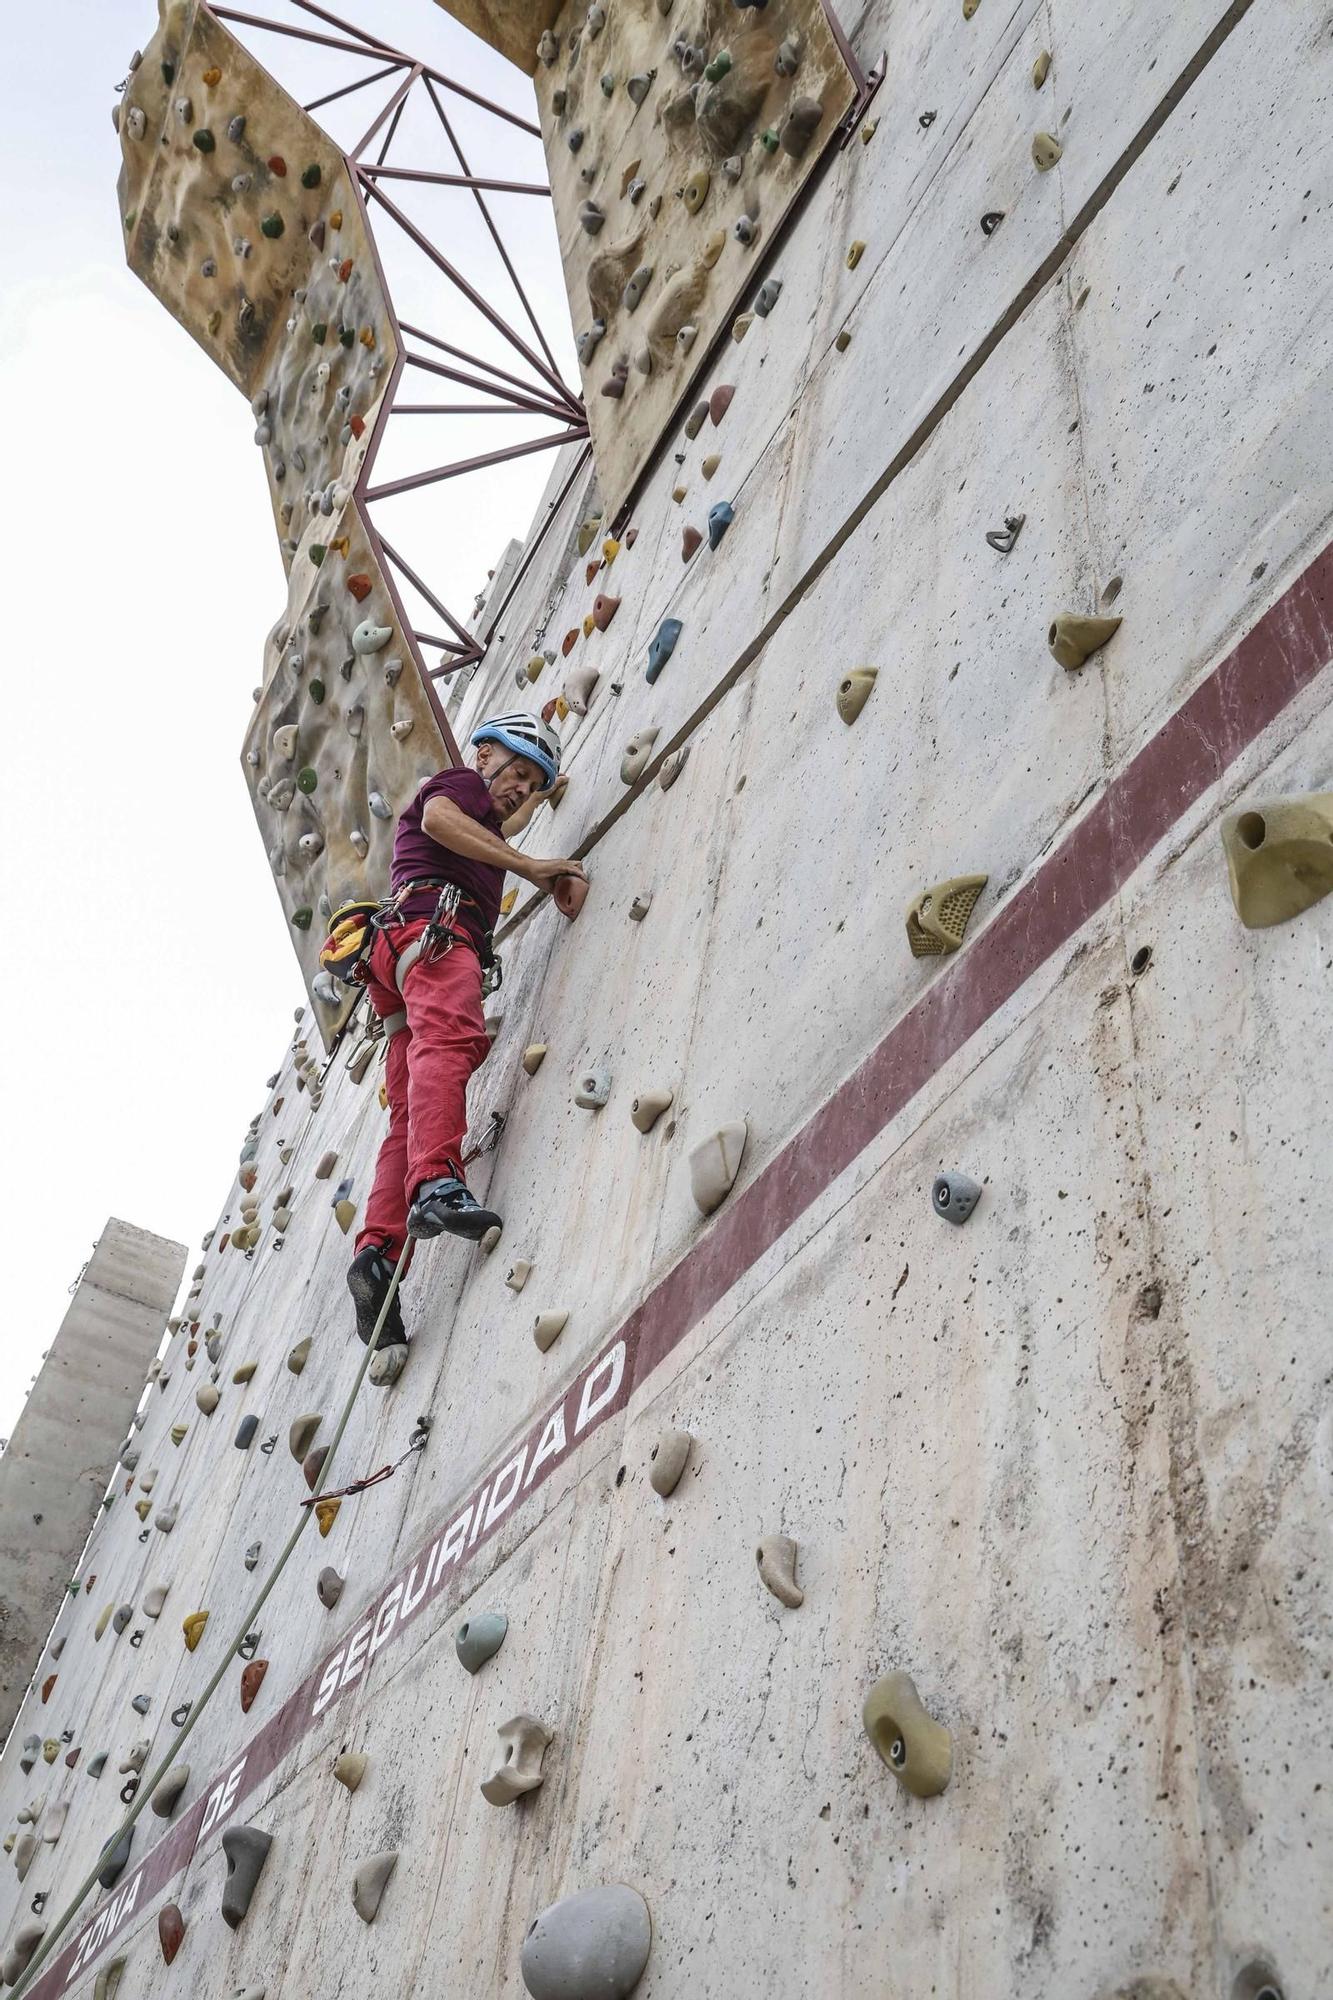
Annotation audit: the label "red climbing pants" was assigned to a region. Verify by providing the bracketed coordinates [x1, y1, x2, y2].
[355, 919, 491, 1261]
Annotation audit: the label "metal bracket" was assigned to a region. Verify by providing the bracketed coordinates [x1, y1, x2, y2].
[837, 49, 886, 149]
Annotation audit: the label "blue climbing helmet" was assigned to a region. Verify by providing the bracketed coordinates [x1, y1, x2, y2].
[470, 710, 561, 790]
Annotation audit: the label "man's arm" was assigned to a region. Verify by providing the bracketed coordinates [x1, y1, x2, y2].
[421, 794, 586, 891]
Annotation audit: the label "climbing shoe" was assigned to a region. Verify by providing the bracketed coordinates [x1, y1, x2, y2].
[346, 1243, 406, 1349]
[407, 1176, 502, 1242]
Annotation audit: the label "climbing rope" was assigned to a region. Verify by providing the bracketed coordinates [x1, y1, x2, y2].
[10, 1259, 411, 2000]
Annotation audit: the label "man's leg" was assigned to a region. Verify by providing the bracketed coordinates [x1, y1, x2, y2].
[346, 929, 420, 1346]
[396, 938, 501, 1242]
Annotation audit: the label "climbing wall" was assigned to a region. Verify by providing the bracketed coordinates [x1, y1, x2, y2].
[2, 0, 1331, 1997]
[115, 0, 448, 1037]
[533, 0, 860, 518]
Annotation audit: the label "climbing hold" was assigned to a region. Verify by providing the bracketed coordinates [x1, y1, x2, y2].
[233, 1361, 257, 1384]
[156, 1504, 180, 1534]
[521, 1046, 548, 1079]
[626, 71, 654, 103]
[756, 1533, 803, 1608]
[135, 1498, 151, 1521]
[780, 96, 823, 158]
[863, 1670, 953, 1795]
[701, 452, 720, 480]
[980, 210, 1005, 236]
[93, 1960, 127, 2000]
[643, 617, 677, 686]
[352, 620, 393, 653]
[304, 1444, 330, 1490]
[159, 1903, 186, 1965]
[520, 1884, 652, 2000]
[575, 1065, 611, 1109]
[12, 1833, 38, 1882]
[708, 384, 734, 426]
[682, 525, 703, 561]
[87, 1750, 109, 1779]
[906, 874, 988, 956]
[534, 1311, 569, 1352]
[151, 1766, 190, 1818]
[369, 791, 392, 819]
[183, 1610, 209, 1652]
[623, 266, 653, 312]
[568, 126, 585, 154]
[963, 0, 980, 15]
[113, 1603, 133, 1635]
[537, 28, 559, 63]
[317, 1567, 344, 1608]
[649, 1427, 692, 1495]
[659, 747, 690, 791]
[143, 1584, 169, 1617]
[261, 212, 284, 238]
[1032, 131, 1062, 171]
[629, 893, 653, 923]
[566, 665, 599, 713]
[846, 240, 865, 270]
[554, 874, 590, 921]
[352, 1850, 398, 1924]
[98, 1825, 135, 1888]
[592, 594, 620, 632]
[621, 729, 659, 784]
[221, 1824, 273, 1929]
[707, 502, 734, 550]
[631, 1087, 674, 1133]
[2, 1924, 46, 1986]
[580, 202, 605, 235]
[369, 1339, 409, 1387]
[335, 1200, 357, 1233]
[836, 667, 877, 724]
[192, 128, 216, 152]
[835, 327, 852, 352]
[42, 1798, 70, 1839]
[1220, 793, 1333, 927]
[480, 1716, 552, 1804]
[689, 1119, 748, 1214]
[1032, 49, 1051, 87]
[985, 513, 1025, 554]
[267, 154, 287, 176]
[315, 1499, 341, 1536]
[755, 278, 782, 316]
[240, 1659, 268, 1712]
[933, 1171, 982, 1224]
[681, 168, 710, 215]
[333, 1751, 366, 1791]
[1048, 612, 1121, 670]
[347, 574, 373, 601]
[456, 1611, 508, 1673]
[290, 1414, 321, 1460]
[42, 1739, 59, 1764]
[196, 1382, 220, 1415]
[684, 401, 709, 440]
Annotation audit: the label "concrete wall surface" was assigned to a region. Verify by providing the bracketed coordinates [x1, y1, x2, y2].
[0, 1221, 186, 1747]
[1, 0, 1329, 1996]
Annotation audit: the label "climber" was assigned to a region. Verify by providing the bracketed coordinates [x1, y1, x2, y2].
[345, 712, 586, 1351]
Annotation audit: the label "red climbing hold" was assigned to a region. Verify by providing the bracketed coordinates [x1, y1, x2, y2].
[159, 1904, 186, 1965]
[541, 698, 558, 724]
[240, 1659, 269, 1713]
[682, 526, 702, 561]
[349, 414, 365, 439]
[267, 154, 287, 176]
[347, 575, 372, 601]
[561, 629, 579, 657]
[554, 875, 590, 921]
[709, 384, 735, 426]
[338, 257, 354, 282]
[592, 594, 620, 632]
[585, 558, 601, 584]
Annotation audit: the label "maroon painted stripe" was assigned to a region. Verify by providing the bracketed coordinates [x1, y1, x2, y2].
[26, 543, 1333, 2000]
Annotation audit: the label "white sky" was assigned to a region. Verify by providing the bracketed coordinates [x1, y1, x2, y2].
[0, 0, 572, 1437]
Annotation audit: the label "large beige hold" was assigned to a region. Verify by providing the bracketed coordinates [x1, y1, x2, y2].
[688, 1120, 748, 1215]
[862, 1670, 953, 1797]
[480, 1715, 552, 1804]
[1219, 793, 1333, 927]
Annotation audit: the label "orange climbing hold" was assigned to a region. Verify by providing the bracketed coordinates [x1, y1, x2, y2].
[359, 327, 375, 348]
[554, 875, 590, 921]
[329, 209, 343, 229]
[682, 526, 702, 561]
[240, 1659, 268, 1713]
[268, 155, 287, 176]
[41, 1675, 56, 1702]
[347, 575, 372, 601]
[338, 258, 353, 282]
[315, 1498, 341, 1537]
[561, 629, 579, 657]
[201, 65, 221, 85]
[349, 414, 365, 438]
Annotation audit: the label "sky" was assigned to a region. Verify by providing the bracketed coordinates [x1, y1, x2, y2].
[0, 1, 573, 1439]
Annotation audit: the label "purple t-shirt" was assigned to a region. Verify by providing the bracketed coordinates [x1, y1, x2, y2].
[390, 768, 505, 944]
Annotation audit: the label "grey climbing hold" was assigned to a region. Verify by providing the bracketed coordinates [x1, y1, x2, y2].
[290, 1413, 321, 1460]
[646, 619, 682, 684]
[87, 1751, 109, 1779]
[575, 1066, 611, 1109]
[317, 1567, 344, 1609]
[369, 1343, 408, 1386]
[151, 1765, 190, 1818]
[933, 1172, 981, 1224]
[352, 1850, 397, 1923]
[120, 1740, 150, 1774]
[456, 1610, 508, 1673]
[631, 1088, 673, 1133]
[537, 28, 559, 64]
[130, 1693, 151, 1715]
[626, 70, 655, 103]
[93, 1956, 127, 2000]
[480, 1716, 552, 1804]
[622, 265, 653, 312]
[689, 1119, 747, 1214]
[1, 1923, 45, 1987]
[155, 1503, 179, 1533]
[707, 501, 734, 550]
[352, 620, 392, 654]
[620, 729, 659, 784]
[245, 1543, 262, 1571]
[19, 1735, 40, 1773]
[755, 277, 782, 316]
[756, 1533, 803, 1608]
[534, 1311, 569, 1352]
[659, 747, 690, 792]
[580, 201, 605, 234]
[12, 1833, 38, 1881]
[196, 1380, 220, 1416]
[221, 1825, 273, 1928]
[113, 1603, 133, 1635]
[520, 1883, 652, 2000]
[98, 1824, 135, 1889]
[235, 1414, 259, 1449]
[649, 1427, 691, 1496]
[144, 1581, 169, 1617]
[369, 792, 392, 819]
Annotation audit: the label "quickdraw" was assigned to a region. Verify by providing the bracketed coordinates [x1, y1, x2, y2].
[297, 1415, 431, 1509]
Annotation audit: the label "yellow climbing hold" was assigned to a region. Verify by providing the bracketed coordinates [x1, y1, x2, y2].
[335, 1198, 357, 1232]
[1032, 131, 1062, 171]
[182, 1612, 209, 1653]
[863, 1671, 953, 1796]
[846, 240, 865, 270]
[905, 875, 988, 957]
[315, 1498, 341, 1537]
[500, 888, 518, 916]
[1220, 793, 1333, 928]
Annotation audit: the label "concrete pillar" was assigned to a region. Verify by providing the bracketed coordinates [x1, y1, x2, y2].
[0, 1218, 185, 1743]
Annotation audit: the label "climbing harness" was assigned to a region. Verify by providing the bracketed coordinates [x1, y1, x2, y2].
[320, 878, 502, 1022]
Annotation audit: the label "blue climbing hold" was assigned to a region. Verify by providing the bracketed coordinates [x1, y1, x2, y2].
[646, 619, 683, 684]
[707, 502, 735, 551]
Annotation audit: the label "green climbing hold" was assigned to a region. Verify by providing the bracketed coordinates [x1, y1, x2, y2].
[261, 212, 285, 239]
[124, 212, 136, 232]
[309, 678, 325, 703]
[338, 326, 355, 349]
[301, 163, 322, 189]
[292, 907, 313, 930]
[760, 127, 779, 153]
[192, 129, 215, 153]
[310, 544, 327, 566]
[311, 322, 327, 343]
[161, 59, 175, 83]
[704, 49, 733, 81]
[297, 767, 318, 793]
